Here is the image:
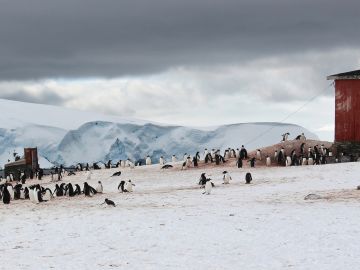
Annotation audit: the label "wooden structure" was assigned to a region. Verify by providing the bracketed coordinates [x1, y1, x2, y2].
[4, 148, 39, 180]
[327, 70, 360, 155]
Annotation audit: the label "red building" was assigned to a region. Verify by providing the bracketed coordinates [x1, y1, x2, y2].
[328, 70, 360, 156]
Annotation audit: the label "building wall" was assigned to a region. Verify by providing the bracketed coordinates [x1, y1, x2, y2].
[335, 79, 360, 142]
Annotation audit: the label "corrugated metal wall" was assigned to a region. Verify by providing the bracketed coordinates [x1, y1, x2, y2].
[335, 80, 360, 142]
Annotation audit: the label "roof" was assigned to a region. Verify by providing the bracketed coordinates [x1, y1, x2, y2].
[327, 70, 360, 80]
[4, 159, 27, 168]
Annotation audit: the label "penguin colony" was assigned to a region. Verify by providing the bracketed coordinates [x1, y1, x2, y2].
[0, 133, 338, 205]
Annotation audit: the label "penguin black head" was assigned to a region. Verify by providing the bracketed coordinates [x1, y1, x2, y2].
[223, 171, 227, 174]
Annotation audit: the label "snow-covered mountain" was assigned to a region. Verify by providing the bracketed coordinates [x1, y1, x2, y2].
[0, 99, 319, 167]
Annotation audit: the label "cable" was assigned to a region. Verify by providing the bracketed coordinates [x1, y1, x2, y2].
[244, 82, 334, 146]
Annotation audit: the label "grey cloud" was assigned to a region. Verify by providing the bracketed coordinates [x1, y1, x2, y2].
[0, 0, 359, 80]
[0, 90, 66, 105]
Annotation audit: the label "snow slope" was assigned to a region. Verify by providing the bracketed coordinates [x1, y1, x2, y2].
[1, 162, 360, 269]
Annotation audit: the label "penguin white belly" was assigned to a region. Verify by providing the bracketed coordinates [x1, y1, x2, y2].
[126, 183, 133, 192]
[29, 189, 35, 202]
[20, 189, 25, 199]
[172, 156, 177, 163]
[146, 158, 151, 165]
[308, 158, 314, 165]
[96, 184, 103, 193]
[205, 181, 212, 194]
[302, 158, 307, 165]
[33, 189, 39, 203]
[286, 156, 292, 166]
[43, 190, 52, 201]
[7, 186, 14, 200]
[223, 175, 230, 184]
[266, 157, 271, 166]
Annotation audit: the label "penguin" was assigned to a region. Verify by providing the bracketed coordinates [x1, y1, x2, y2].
[7, 184, 14, 200]
[13, 184, 22, 200]
[256, 149, 262, 160]
[125, 180, 135, 192]
[210, 149, 215, 159]
[249, 157, 256, 168]
[74, 184, 82, 195]
[145, 156, 152, 166]
[118, 180, 126, 192]
[302, 157, 307, 165]
[103, 198, 116, 207]
[183, 153, 188, 161]
[96, 181, 103, 193]
[240, 146, 248, 160]
[192, 156, 198, 167]
[125, 159, 130, 167]
[162, 164, 173, 169]
[111, 171, 122, 177]
[24, 187, 29, 199]
[222, 171, 232, 184]
[121, 160, 126, 167]
[203, 179, 213, 195]
[19, 186, 26, 199]
[308, 157, 314, 165]
[235, 148, 240, 158]
[274, 150, 278, 160]
[245, 172, 252, 184]
[83, 182, 92, 197]
[230, 149, 236, 158]
[33, 186, 41, 203]
[186, 156, 192, 168]
[129, 160, 135, 169]
[159, 156, 165, 165]
[54, 184, 64, 197]
[236, 157, 243, 168]
[29, 186, 35, 202]
[198, 173, 207, 186]
[66, 183, 75, 197]
[266, 156, 271, 167]
[224, 150, 230, 160]
[286, 156, 292, 166]
[171, 155, 177, 163]
[204, 149, 209, 158]
[281, 132, 290, 142]
[2, 184, 11, 204]
[42, 188, 53, 201]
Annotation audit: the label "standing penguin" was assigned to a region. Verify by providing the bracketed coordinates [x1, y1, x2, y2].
[256, 149, 262, 161]
[236, 157, 243, 168]
[2, 184, 11, 204]
[171, 155, 177, 163]
[245, 173, 252, 184]
[118, 180, 126, 192]
[222, 171, 232, 184]
[96, 181, 103, 193]
[249, 157, 256, 168]
[308, 157, 314, 165]
[42, 188, 53, 201]
[159, 156, 165, 165]
[125, 180, 135, 192]
[145, 156, 152, 166]
[302, 157, 307, 165]
[203, 179, 214, 195]
[286, 156, 292, 166]
[266, 155, 271, 167]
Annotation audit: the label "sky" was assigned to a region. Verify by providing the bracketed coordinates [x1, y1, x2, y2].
[1, 0, 360, 141]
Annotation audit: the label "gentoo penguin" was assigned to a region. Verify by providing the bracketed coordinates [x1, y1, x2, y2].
[111, 171, 122, 177]
[286, 156, 292, 166]
[199, 173, 207, 186]
[282, 132, 290, 142]
[230, 149, 236, 158]
[74, 184, 82, 195]
[103, 198, 116, 207]
[224, 150, 230, 160]
[2, 184, 11, 204]
[245, 173, 252, 184]
[33, 186, 42, 203]
[118, 180, 126, 192]
[249, 157, 256, 168]
[159, 156, 165, 165]
[203, 179, 213, 195]
[54, 184, 64, 197]
[7, 184, 14, 200]
[235, 148, 240, 158]
[121, 160, 126, 167]
[204, 148, 209, 158]
[161, 164, 173, 169]
[42, 188, 53, 201]
[24, 187, 29, 199]
[193, 156, 198, 167]
[236, 157, 243, 168]
[308, 157, 314, 165]
[83, 182, 97, 197]
[266, 156, 271, 167]
[96, 181, 103, 193]
[66, 183, 75, 197]
[240, 146, 248, 160]
[145, 156, 152, 165]
[186, 156, 192, 167]
[171, 155, 177, 163]
[222, 171, 232, 184]
[183, 153, 188, 161]
[211, 149, 215, 159]
[302, 157, 307, 165]
[274, 150, 278, 159]
[256, 149, 262, 160]
[20, 187, 26, 199]
[13, 184, 22, 200]
[125, 180, 135, 192]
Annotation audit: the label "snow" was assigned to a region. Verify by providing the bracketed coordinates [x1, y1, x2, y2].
[1, 161, 360, 269]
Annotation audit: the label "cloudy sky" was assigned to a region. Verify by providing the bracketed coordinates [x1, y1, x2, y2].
[1, 0, 360, 141]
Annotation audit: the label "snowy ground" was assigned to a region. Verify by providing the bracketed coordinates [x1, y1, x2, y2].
[1, 161, 360, 270]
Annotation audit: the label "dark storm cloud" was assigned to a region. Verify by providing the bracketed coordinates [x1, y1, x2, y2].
[0, 0, 359, 80]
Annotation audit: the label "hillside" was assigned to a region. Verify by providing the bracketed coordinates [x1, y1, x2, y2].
[0, 99, 319, 167]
